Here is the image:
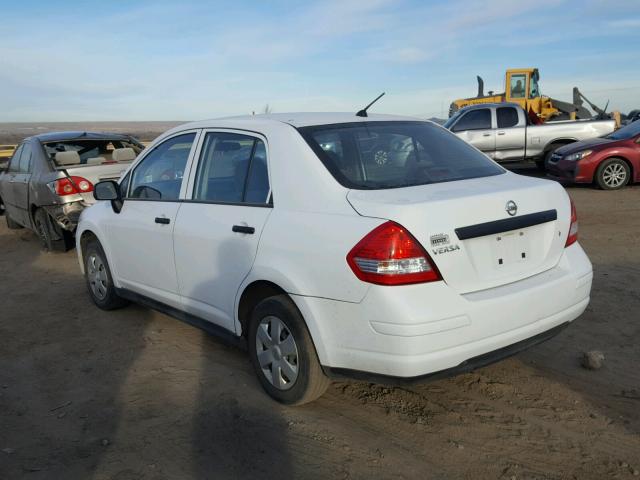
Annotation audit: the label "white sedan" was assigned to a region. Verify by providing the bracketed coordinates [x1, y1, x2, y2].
[77, 113, 592, 404]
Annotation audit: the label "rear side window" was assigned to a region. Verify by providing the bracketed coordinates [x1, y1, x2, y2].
[299, 121, 504, 190]
[19, 143, 32, 173]
[193, 132, 270, 204]
[129, 133, 196, 200]
[497, 107, 520, 128]
[452, 109, 491, 131]
[8, 145, 23, 172]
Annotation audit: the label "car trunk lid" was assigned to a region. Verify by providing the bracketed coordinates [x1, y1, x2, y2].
[57, 162, 131, 204]
[347, 172, 571, 294]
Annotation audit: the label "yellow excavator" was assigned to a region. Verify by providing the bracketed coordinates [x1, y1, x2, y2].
[449, 68, 620, 125]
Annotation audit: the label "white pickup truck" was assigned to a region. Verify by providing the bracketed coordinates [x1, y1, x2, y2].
[444, 103, 616, 168]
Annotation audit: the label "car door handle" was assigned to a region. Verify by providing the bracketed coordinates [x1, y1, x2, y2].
[482, 133, 491, 137]
[232, 225, 255, 234]
[497, 131, 506, 135]
[155, 217, 170, 225]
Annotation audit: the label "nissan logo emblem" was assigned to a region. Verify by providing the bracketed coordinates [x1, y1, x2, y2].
[506, 200, 518, 216]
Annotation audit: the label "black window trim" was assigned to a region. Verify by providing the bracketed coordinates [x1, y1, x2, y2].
[188, 129, 272, 207]
[452, 109, 492, 132]
[496, 106, 521, 129]
[125, 130, 199, 201]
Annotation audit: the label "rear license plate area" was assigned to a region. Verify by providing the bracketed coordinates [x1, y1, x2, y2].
[493, 230, 529, 267]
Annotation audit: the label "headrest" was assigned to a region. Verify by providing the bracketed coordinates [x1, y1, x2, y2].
[55, 151, 80, 165]
[86, 157, 105, 165]
[112, 147, 136, 162]
[217, 142, 241, 152]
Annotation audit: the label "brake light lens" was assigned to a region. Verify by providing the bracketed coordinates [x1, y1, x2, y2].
[53, 176, 94, 196]
[565, 198, 578, 247]
[347, 221, 442, 285]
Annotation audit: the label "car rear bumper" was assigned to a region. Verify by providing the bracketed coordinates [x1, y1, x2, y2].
[292, 243, 592, 379]
[43, 201, 86, 231]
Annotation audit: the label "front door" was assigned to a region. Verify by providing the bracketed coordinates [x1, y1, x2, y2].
[174, 131, 272, 332]
[106, 131, 199, 308]
[452, 108, 496, 157]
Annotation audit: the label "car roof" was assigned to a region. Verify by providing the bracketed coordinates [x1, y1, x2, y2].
[29, 131, 134, 143]
[172, 112, 423, 131]
[459, 102, 521, 112]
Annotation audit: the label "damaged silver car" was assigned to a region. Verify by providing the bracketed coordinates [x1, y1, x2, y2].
[0, 131, 144, 251]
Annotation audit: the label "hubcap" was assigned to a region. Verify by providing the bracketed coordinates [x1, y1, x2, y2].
[87, 253, 108, 300]
[603, 163, 627, 187]
[255, 316, 299, 390]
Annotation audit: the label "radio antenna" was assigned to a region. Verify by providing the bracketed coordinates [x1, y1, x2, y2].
[356, 92, 385, 117]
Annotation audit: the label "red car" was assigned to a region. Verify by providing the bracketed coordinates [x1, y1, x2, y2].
[547, 120, 640, 190]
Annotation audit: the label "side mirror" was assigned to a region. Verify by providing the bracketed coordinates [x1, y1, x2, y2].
[94, 180, 120, 201]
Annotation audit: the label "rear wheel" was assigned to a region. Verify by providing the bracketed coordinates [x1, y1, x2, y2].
[34, 208, 73, 252]
[595, 158, 630, 190]
[84, 238, 129, 310]
[248, 295, 330, 405]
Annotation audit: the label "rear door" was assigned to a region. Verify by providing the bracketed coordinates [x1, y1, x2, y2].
[494, 106, 526, 162]
[451, 108, 496, 157]
[173, 130, 272, 332]
[1, 144, 23, 221]
[105, 131, 199, 308]
[12, 141, 33, 226]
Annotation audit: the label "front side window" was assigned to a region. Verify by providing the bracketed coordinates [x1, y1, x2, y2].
[452, 109, 491, 131]
[510, 74, 527, 99]
[529, 71, 540, 98]
[129, 133, 196, 200]
[497, 107, 520, 128]
[299, 121, 504, 190]
[193, 132, 270, 204]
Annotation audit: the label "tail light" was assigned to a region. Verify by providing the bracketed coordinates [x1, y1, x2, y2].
[347, 221, 442, 286]
[565, 198, 578, 247]
[52, 176, 94, 196]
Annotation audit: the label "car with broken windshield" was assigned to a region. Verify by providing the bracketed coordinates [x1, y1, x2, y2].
[77, 113, 593, 405]
[0, 132, 143, 251]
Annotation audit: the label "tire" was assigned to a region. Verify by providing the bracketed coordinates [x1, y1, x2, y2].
[595, 158, 630, 190]
[535, 159, 546, 171]
[33, 208, 73, 252]
[5, 210, 22, 229]
[248, 295, 330, 405]
[0, 196, 5, 216]
[83, 238, 129, 310]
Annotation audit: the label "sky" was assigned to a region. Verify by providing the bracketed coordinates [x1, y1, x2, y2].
[0, 0, 638, 121]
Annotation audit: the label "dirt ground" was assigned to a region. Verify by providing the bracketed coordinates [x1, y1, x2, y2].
[1, 169, 639, 479]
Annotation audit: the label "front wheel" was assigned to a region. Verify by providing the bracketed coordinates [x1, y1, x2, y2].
[248, 295, 330, 405]
[595, 158, 630, 190]
[84, 239, 129, 310]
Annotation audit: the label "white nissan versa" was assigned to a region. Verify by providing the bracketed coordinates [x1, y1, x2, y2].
[77, 113, 592, 405]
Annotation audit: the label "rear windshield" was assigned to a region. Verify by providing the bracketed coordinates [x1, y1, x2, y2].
[43, 139, 144, 167]
[299, 121, 504, 189]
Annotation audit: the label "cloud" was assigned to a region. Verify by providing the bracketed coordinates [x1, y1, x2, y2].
[607, 18, 640, 28]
